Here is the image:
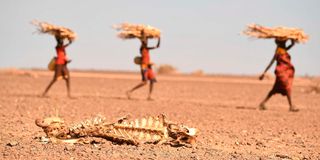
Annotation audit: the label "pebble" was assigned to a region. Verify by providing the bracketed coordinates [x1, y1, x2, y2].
[7, 141, 19, 147]
[40, 136, 50, 144]
[64, 145, 75, 151]
[276, 154, 290, 159]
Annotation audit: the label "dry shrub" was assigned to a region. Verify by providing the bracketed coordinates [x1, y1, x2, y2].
[191, 70, 205, 76]
[113, 23, 161, 39]
[308, 83, 320, 94]
[157, 64, 177, 75]
[1, 68, 38, 78]
[243, 23, 309, 43]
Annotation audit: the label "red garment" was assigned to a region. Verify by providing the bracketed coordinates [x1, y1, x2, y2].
[271, 48, 295, 96]
[141, 48, 150, 67]
[55, 46, 67, 65]
[144, 68, 156, 81]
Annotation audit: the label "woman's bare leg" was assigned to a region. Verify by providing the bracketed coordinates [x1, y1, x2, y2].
[42, 65, 62, 97]
[287, 94, 299, 112]
[62, 66, 71, 98]
[259, 90, 274, 110]
[42, 78, 57, 97]
[126, 81, 147, 99]
[147, 81, 154, 100]
[63, 77, 71, 98]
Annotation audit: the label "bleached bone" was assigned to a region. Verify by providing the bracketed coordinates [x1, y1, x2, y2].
[35, 114, 197, 147]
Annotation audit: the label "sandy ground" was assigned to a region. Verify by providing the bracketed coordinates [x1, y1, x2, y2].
[0, 69, 319, 160]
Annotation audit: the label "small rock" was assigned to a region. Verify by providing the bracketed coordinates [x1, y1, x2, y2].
[7, 141, 19, 147]
[256, 141, 265, 147]
[291, 156, 300, 160]
[64, 145, 75, 151]
[276, 154, 290, 159]
[93, 143, 100, 148]
[40, 136, 50, 144]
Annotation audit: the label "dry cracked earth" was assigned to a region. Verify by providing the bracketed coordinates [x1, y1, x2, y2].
[0, 69, 319, 159]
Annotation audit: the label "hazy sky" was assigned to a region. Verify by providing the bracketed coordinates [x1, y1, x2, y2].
[0, 0, 319, 75]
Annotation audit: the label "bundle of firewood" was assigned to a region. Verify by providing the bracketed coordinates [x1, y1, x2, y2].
[113, 23, 161, 39]
[243, 23, 309, 43]
[32, 20, 77, 41]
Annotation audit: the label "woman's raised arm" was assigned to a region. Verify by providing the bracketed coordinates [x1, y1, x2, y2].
[148, 37, 161, 50]
[64, 39, 73, 48]
[286, 39, 295, 51]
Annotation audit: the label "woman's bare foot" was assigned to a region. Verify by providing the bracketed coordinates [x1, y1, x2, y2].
[259, 103, 267, 110]
[68, 95, 76, 99]
[126, 91, 132, 99]
[289, 107, 299, 112]
[40, 93, 48, 98]
[147, 96, 154, 101]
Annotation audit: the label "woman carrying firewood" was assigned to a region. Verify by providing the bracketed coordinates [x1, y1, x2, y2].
[32, 20, 76, 98]
[126, 30, 160, 100]
[42, 36, 72, 98]
[259, 38, 299, 112]
[243, 23, 308, 111]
